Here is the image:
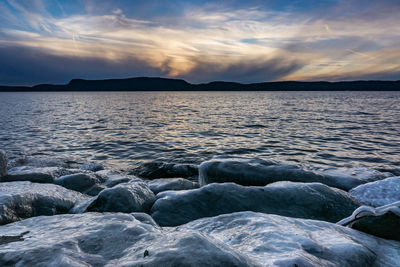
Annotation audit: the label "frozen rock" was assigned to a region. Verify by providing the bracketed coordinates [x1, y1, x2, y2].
[151, 182, 359, 226]
[185, 211, 400, 267]
[131, 212, 160, 228]
[0, 150, 7, 177]
[337, 201, 400, 241]
[199, 158, 390, 191]
[350, 176, 400, 207]
[54, 173, 100, 193]
[0, 213, 255, 266]
[80, 162, 104, 172]
[96, 169, 137, 188]
[83, 180, 156, 213]
[130, 161, 198, 180]
[147, 178, 199, 194]
[0, 181, 87, 225]
[2, 166, 69, 183]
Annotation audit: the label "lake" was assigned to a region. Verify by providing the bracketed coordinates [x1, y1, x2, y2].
[1, 91, 399, 173]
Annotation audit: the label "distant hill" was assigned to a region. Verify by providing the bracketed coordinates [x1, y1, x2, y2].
[1, 77, 399, 91]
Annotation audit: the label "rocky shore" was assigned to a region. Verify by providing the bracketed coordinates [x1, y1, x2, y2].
[1, 150, 399, 266]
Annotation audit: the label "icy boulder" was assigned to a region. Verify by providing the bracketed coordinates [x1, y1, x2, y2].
[130, 161, 198, 180]
[151, 182, 359, 226]
[2, 166, 76, 183]
[147, 178, 199, 194]
[80, 162, 104, 172]
[0, 213, 255, 266]
[0, 181, 87, 225]
[350, 176, 400, 207]
[0, 150, 7, 177]
[185, 211, 400, 266]
[54, 173, 101, 193]
[96, 169, 137, 188]
[199, 158, 390, 191]
[77, 180, 156, 213]
[338, 201, 400, 241]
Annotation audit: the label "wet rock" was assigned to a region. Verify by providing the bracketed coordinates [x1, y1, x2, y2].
[338, 201, 400, 241]
[84, 180, 156, 213]
[96, 169, 137, 188]
[199, 158, 390, 191]
[130, 161, 198, 180]
[151, 182, 359, 226]
[0, 181, 87, 225]
[184, 211, 400, 267]
[54, 173, 100, 193]
[350, 176, 400, 206]
[147, 178, 199, 194]
[84, 184, 107, 196]
[0, 150, 7, 177]
[2, 166, 62, 183]
[131, 212, 160, 228]
[80, 162, 104, 172]
[0, 213, 255, 266]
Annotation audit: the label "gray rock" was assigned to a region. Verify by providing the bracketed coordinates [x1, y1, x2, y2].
[338, 201, 400, 241]
[84, 184, 107, 196]
[184, 211, 400, 267]
[131, 212, 160, 228]
[199, 158, 391, 191]
[147, 178, 199, 194]
[130, 161, 198, 180]
[0, 181, 87, 225]
[54, 173, 99, 193]
[151, 182, 359, 226]
[2, 166, 62, 183]
[0, 213, 255, 266]
[350, 176, 400, 207]
[80, 162, 104, 172]
[0, 150, 7, 177]
[96, 169, 137, 188]
[85, 180, 156, 213]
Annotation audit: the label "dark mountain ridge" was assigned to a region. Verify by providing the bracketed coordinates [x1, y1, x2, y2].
[1, 77, 399, 91]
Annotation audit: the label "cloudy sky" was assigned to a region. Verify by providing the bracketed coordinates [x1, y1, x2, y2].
[0, 0, 399, 85]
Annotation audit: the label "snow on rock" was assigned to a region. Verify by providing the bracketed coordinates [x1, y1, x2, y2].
[0, 213, 255, 266]
[184, 211, 400, 267]
[130, 161, 198, 180]
[147, 178, 199, 194]
[350, 176, 400, 207]
[199, 158, 391, 191]
[0, 181, 87, 225]
[0, 150, 7, 178]
[77, 180, 156, 213]
[337, 201, 400, 241]
[151, 182, 359, 226]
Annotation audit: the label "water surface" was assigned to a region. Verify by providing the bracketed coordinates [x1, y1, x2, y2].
[1, 91, 399, 172]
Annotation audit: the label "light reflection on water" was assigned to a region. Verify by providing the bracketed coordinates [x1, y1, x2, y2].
[0, 91, 399, 172]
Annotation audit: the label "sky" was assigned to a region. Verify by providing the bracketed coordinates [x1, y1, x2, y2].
[0, 0, 399, 85]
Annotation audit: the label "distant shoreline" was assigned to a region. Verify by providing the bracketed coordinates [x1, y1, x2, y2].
[1, 77, 399, 91]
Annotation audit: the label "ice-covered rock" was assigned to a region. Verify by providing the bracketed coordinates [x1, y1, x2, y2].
[96, 169, 137, 188]
[54, 173, 100, 193]
[199, 158, 390, 191]
[0, 213, 255, 266]
[147, 178, 199, 194]
[80, 162, 104, 172]
[0, 181, 87, 225]
[2, 166, 71, 183]
[151, 182, 359, 226]
[350, 176, 400, 207]
[185, 211, 400, 266]
[0, 150, 7, 178]
[82, 180, 156, 213]
[131, 212, 160, 228]
[130, 161, 198, 180]
[337, 201, 400, 241]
